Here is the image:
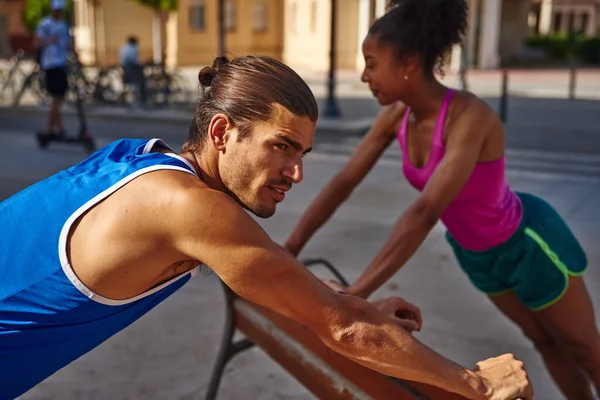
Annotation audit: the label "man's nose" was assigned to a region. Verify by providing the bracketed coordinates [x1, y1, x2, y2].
[283, 159, 303, 184]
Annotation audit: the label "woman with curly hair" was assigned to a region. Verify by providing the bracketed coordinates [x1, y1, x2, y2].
[284, 1, 600, 398]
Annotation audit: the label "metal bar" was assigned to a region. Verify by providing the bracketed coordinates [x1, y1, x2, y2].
[206, 259, 468, 399]
[568, 66, 577, 100]
[233, 298, 468, 399]
[499, 68, 509, 123]
[204, 282, 256, 400]
[323, 0, 341, 117]
[302, 258, 350, 286]
[235, 300, 375, 400]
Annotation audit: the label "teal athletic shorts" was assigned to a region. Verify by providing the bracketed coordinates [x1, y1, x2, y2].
[445, 192, 587, 311]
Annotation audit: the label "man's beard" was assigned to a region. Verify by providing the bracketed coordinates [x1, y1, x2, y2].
[221, 182, 276, 219]
[222, 176, 292, 219]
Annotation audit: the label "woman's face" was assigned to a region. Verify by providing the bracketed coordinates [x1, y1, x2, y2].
[360, 34, 413, 106]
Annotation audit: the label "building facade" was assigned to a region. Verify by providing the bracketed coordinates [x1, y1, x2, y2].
[168, 0, 284, 66]
[73, 0, 535, 71]
[74, 0, 283, 67]
[533, 0, 598, 37]
[0, 0, 34, 57]
[74, 0, 158, 66]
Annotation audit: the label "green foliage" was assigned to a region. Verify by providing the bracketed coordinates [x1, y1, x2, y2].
[132, 0, 177, 11]
[22, 0, 73, 33]
[579, 37, 600, 64]
[526, 32, 600, 64]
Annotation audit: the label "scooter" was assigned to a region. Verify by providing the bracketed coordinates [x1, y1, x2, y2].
[36, 56, 97, 154]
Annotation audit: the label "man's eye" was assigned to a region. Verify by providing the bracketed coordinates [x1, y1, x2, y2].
[275, 143, 288, 151]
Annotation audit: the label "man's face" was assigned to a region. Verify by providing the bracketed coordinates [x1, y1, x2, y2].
[218, 104, 315, 218]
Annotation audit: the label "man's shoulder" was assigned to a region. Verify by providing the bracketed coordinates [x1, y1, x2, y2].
[128, 172, 244, 241]
[131, 168, 226, 209]
[171, 179, 236, 212]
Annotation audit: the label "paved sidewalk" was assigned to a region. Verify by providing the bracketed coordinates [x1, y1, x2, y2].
[7, 133, 598, 400]
[2, 93, 598, 156]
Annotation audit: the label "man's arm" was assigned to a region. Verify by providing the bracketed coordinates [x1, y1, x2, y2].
[167, 185, 514, 399]
[34, 21, 56, 48]
[347, 98, 500, 298]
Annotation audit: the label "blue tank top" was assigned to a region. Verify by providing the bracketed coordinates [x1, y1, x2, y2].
[0, 138, 201, 399]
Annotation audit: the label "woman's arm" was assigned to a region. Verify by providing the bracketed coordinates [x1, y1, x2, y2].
[284, 102, 406, 255]
[348, 98, 501, 298]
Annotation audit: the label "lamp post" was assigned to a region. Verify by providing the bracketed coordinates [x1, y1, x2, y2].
[218, 0, 225, 56]
[323, 0, 341, 117]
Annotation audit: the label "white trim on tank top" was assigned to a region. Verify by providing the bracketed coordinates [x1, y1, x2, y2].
[58, 138, 201, 306]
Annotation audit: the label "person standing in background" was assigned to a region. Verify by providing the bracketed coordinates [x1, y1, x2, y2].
[35, 0, 72, 137]
[119, 36, 146, 106]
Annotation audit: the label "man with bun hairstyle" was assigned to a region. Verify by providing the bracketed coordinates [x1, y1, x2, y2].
[0, 55, 532, 400]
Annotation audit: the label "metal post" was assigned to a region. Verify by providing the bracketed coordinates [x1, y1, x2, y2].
[68, 0, 75, 47]
[499, 68, 508, 123]
[567, 29, 577, 100]
[323, 0, 341, 117]
[458, 42, 469, 91]
[568, 66, 577, 100]
[218, 0, 226, 56]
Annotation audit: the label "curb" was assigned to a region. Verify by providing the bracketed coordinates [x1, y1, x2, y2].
[0, 106, 191, 124]
[0, 106, 374, 134]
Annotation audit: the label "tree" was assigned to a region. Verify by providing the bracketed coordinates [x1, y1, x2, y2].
[132, 0, 177, 65]
[22, 0, 74, 33]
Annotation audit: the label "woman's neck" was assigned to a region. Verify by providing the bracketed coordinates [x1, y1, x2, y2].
[402, 77, 450, 122]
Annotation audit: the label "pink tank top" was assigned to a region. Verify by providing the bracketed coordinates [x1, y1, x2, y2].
[398, 89, 522, 252]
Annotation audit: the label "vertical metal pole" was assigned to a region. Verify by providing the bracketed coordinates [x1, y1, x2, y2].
[567, 29, 577, 100]
[218, 0, 226, 56]
[323, 0, 341, 117]
[68, 0, 75, 47]
[459, 42, 469, 91]
[499, 68, 508, 123]
[568, 67, 577, 100]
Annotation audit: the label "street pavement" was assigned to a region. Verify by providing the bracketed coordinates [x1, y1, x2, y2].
[0, 115, 599, 400]
[1, 67, 600, 399]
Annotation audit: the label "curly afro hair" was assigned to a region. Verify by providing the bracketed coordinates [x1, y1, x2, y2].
[368, 0, 468, 76]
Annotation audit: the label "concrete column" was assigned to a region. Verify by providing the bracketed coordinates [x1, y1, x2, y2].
[478, 0, 502, 69]
[465, 0, 480, 67]
[165, 8, 179, 69]
[538, 0, 553, 35]
[95, 1, 107, 66]
[450, 44, 462, 72]
[73, 0, 95, 64]
[356, 0, 369, 70]
[375, 0, 386, 18]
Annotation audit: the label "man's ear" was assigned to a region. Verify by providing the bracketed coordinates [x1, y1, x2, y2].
[207, 113, 234, 152]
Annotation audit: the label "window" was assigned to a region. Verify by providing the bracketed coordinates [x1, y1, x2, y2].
[567, 10, 575, 33]
[224, 0, 237, 31]
[189, 1, 206, 31]
[253, 2, 269, 33]
[580, 11, 589, 34]
[310, 1, 318, 33]
[552, 12, 562, 33]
